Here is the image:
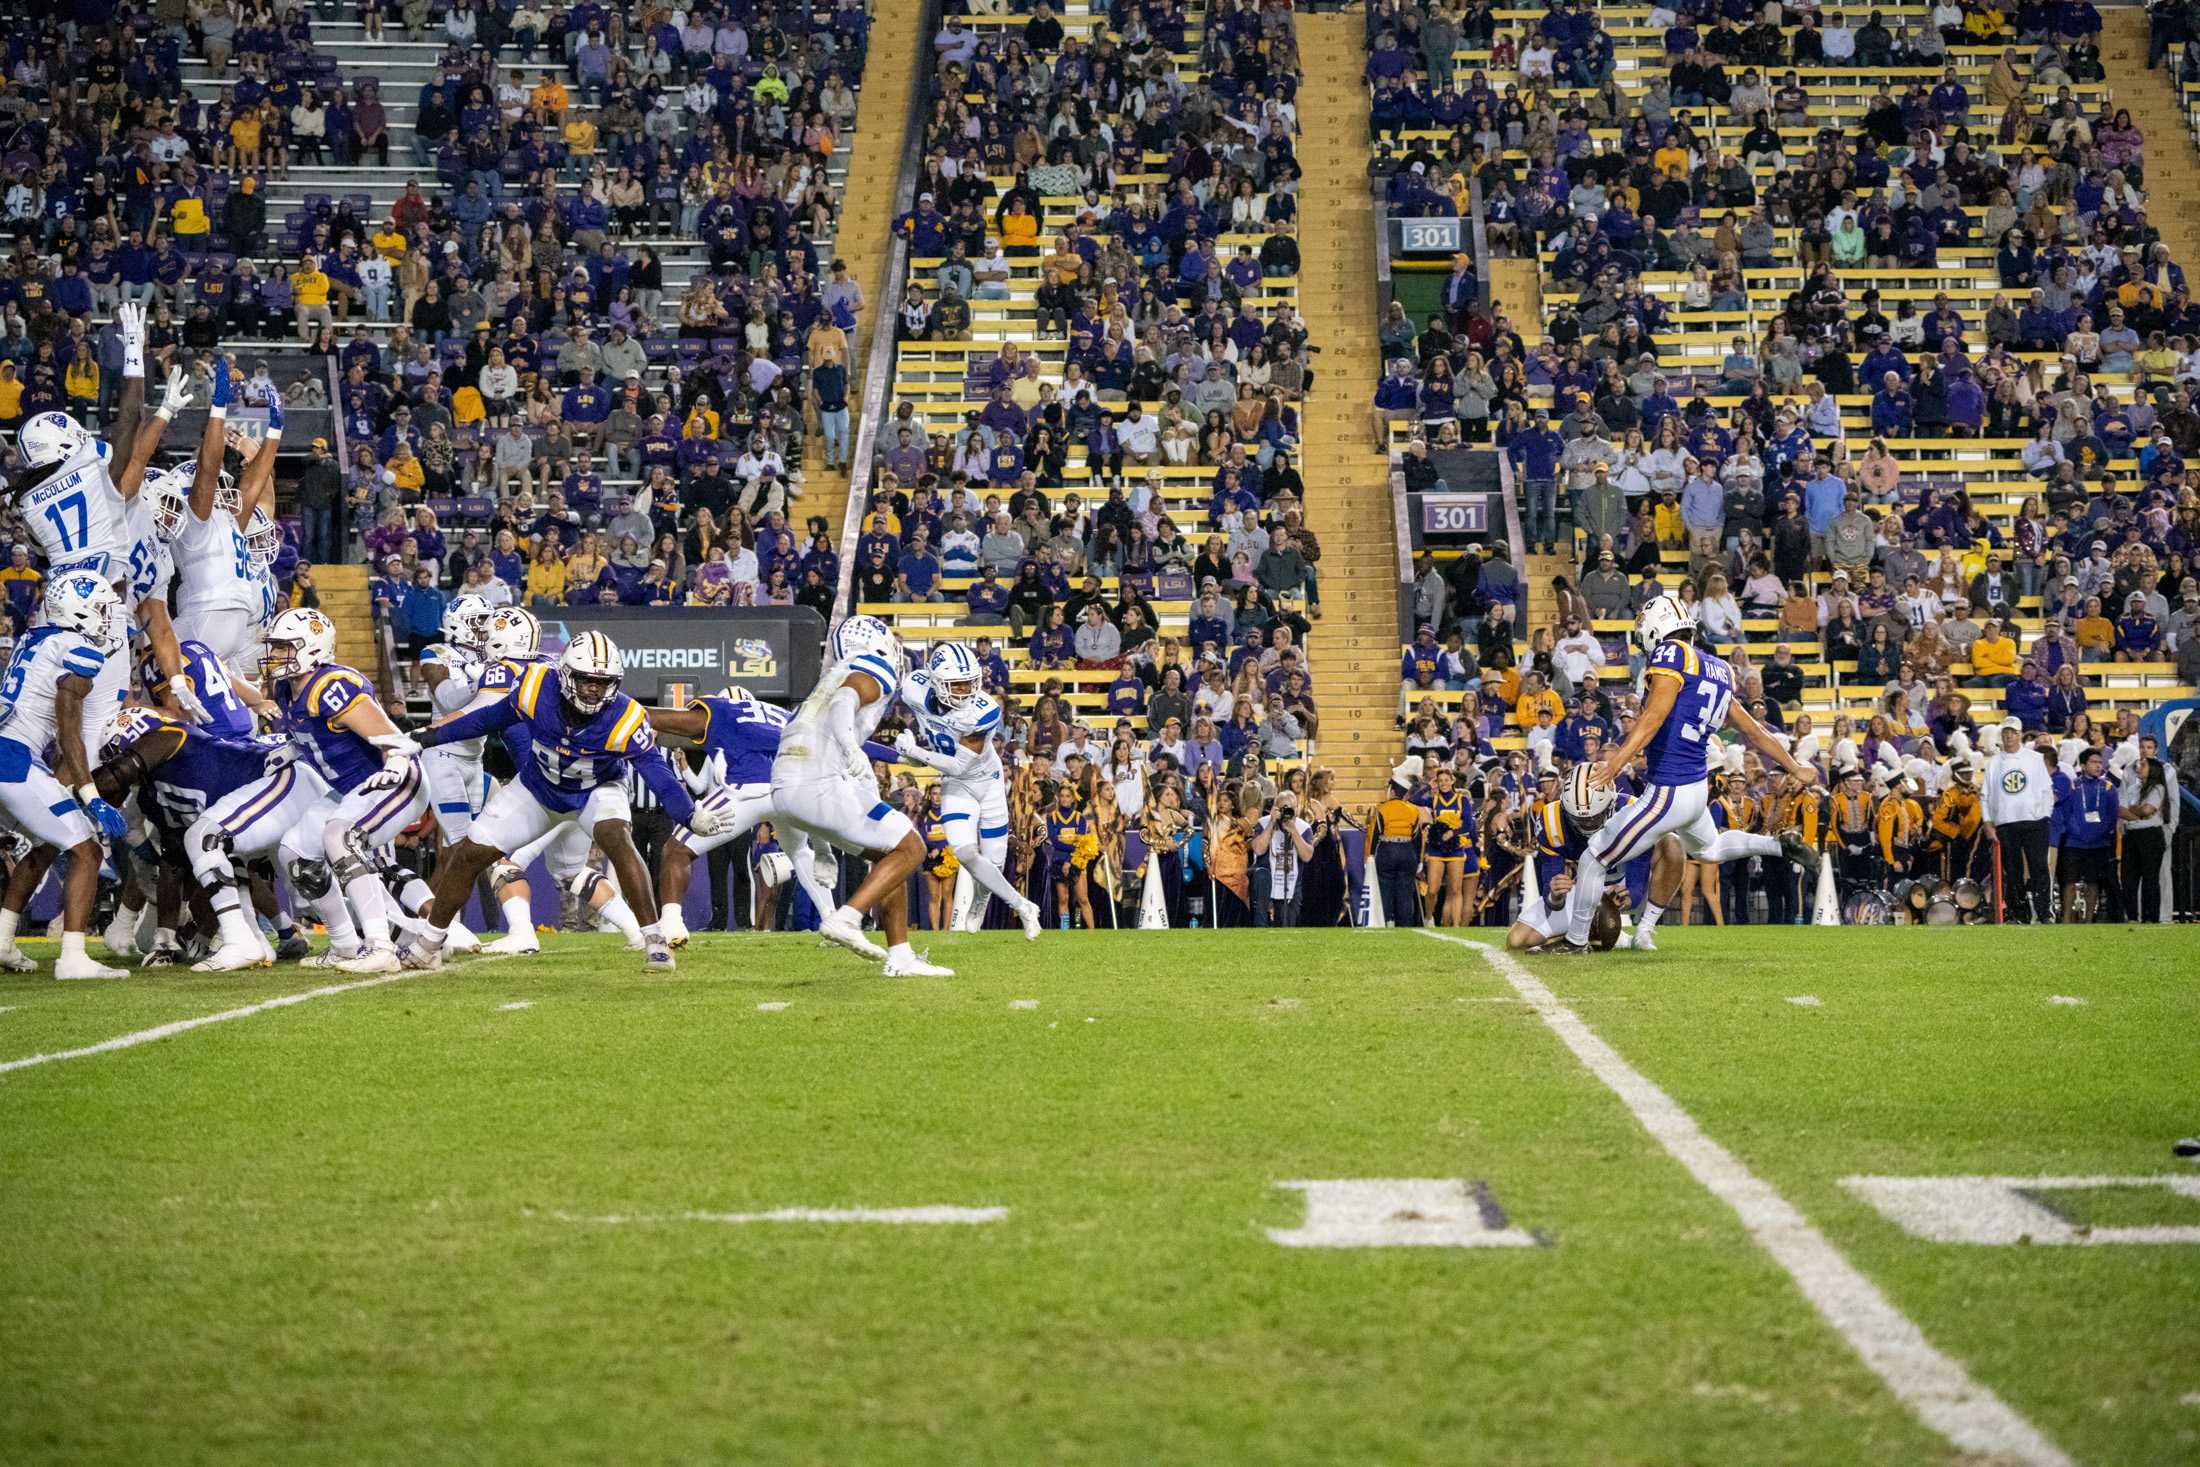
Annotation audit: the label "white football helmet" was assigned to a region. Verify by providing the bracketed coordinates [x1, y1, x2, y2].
[926, 641, 981, 709]
[831, 613, 901, 676]
[558, 630, 623, 715]
[243, 504, 283, 569]
[18, 410, 89, 472]
[145, 466, 191, 539]
[1560, 763, 1618, 831]
[44, 571, 124, 650]
[756, 850, 794, 887]
[1635, 594, 1693, 651]
[264, 606, 338, 682]
[170, 456, 242, 515]
[481, 606, 541, 661]
[443, 592, 493, 649]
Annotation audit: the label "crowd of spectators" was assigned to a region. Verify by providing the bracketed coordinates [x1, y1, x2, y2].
[1358, 0, 2199, 925]
[834, 0, 1341, 927]
[0, 0, 875, 624]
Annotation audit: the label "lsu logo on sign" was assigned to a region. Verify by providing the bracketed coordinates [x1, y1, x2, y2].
[730, 638, 778, 680]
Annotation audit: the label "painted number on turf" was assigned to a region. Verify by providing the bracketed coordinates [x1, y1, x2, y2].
[1842, 1175, 2200, 1245]
[1267, 1179, 1544, 1249]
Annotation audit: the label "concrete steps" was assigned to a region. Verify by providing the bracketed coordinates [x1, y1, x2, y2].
[806, 0, 924, 552]
[2102, 12, 2200, 275]
[1294, 13, 1400, 809]
[313, 563, 377, 673]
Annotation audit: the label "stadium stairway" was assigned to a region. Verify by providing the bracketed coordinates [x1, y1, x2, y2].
[2102, 11, 2200, 276]
[1484, 259, 1565, 632]
[312, 562, 375, 672]
[1298, 12, 1403, 806]
[797, 0, 928, 546]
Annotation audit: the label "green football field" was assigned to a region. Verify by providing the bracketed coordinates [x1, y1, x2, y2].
[3, 926, 2197, 1466]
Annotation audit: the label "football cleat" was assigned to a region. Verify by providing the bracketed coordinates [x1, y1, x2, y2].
[0, 946, 38, 973]
[445, 920, 483, 955]
[817, 908, 886, 962]
[55, 955, 129, 981]
[481, 931, 541, 956]
[659, 908, 690, 948]
[192, 941, 272, 973]
[397, 941, 444, 972]
[301, 942, 366, 969]
[1541, 939, 1596, 957]
[883, 948, 954, 978]
[1780, 830, 1821, 877]
[2174, 1137, 2200, 1160]
[1626, 929, 1655, 953]
[142, 946, 180, 969]
[643, 941, 675, 971]
[334, 944, 402, 975]
[275, 934, 313, 962]
[1018, 900, 1043, 941]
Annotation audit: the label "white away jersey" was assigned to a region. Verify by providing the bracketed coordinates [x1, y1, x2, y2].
[424, 642, 490, 761]
[0, 622, 110, 762]
[19, 441, 125, 581]
[172, 506, 259, 619]
[119, 488, 174, 610]
[902, 669, 1004, 791]
[778, 652, 901, 781]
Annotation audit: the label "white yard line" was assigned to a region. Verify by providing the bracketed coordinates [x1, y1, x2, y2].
[1416, 931, 2073, 1467]
[0, 954, 511, 1079]
[544, 1206, 1007, 1226]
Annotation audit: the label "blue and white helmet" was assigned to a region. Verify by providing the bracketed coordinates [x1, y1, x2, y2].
[168, 456, 242, 515]
[243, 505, 283, 569]
[145, 465, 192, 539]
[18, 410, 89, 472]
[831, 614, 902, 684]
[443, 592, 493, 648]
[927, 641, 981, 708]
[45, 571, 124, 650]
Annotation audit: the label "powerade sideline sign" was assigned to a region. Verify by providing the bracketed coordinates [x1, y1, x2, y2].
[535, 607, 825, 701]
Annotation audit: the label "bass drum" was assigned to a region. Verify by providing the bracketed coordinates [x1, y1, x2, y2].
[1844, 888, 1894, 925]
[1889, 879, 1917, 924]
[1924, 890, 1962, 925]
[1951, 877, 1985, 921]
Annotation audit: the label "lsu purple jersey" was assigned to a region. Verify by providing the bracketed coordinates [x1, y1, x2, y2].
[180, 640, 255, 737]
[423, 663, 693, 821]
[114, 705, 285, 824]
[279, 664, 382, 794]
[695, 695, 791, 787]
[1641, 639, 1734, 786]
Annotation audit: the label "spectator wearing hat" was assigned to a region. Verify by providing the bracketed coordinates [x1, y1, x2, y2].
[1369, 758, 1430, 926]
[2114, 592, 2162, 661]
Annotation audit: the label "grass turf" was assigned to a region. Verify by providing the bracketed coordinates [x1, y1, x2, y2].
[1, 927, 2195, 1465]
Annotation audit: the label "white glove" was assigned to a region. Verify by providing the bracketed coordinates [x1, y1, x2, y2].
[687, 787, 733, 837]
[166, 675, 210, 725]
[358, 752, 414, 794]
[116, 301, 145, 377]
[894, 729, 920, 759]
[155, 366, 193, 421]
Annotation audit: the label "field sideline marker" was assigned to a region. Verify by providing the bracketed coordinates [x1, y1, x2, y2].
[0, 954, 513, 1079]
[1417, 931, 2074, 1467]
